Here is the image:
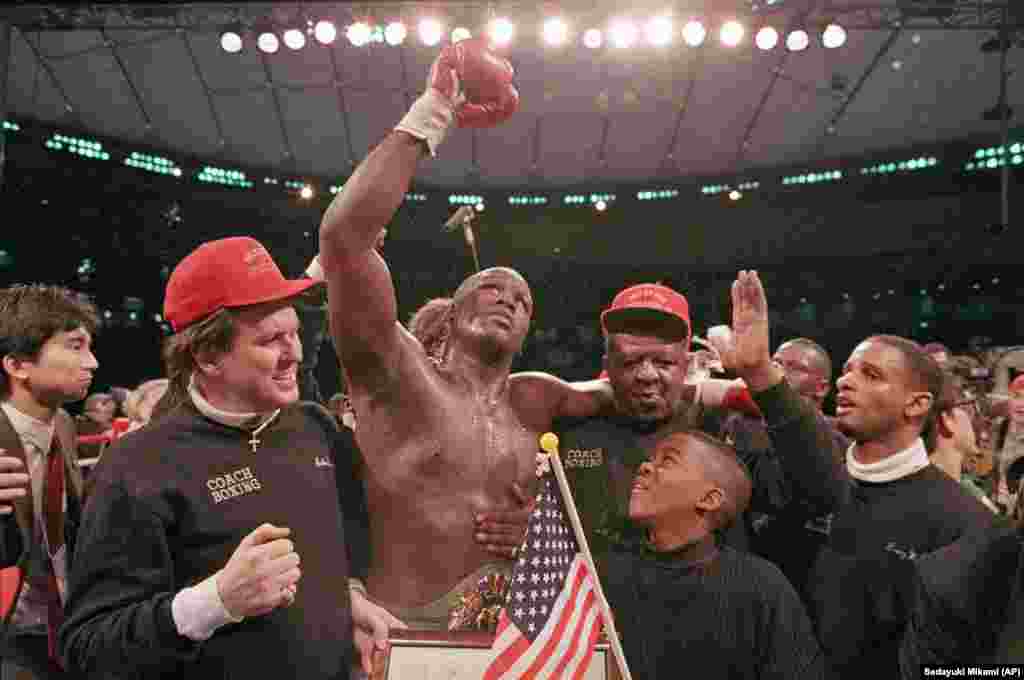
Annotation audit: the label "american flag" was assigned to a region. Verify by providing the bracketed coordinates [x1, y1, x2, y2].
[483, 473, 604, 680]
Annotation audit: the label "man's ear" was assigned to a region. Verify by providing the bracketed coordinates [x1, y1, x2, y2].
[905, 391, 934, 421]
[937, 409, 956, 439]
[2, 355, 30, 384]
[193, 350, 222, 377]
[696, 487, 724, 514]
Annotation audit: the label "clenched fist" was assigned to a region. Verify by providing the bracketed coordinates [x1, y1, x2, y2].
[216, 524, 301, 620]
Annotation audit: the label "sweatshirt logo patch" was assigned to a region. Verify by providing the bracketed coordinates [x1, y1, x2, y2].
[207, 466, 262, 504]
[314, 455, 334, 469]
[564, 448, 604, 469]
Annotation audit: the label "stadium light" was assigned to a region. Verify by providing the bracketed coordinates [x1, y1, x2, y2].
[313, 20, 337, 45]
[583, 28, 603, 49]
[257, 31, 280, 54]
[645, 16, 673, 47]
[419, 18, 444, 46]
[682, 20, 707, 47]
[488, 17, 515, 47]
[720, 21, 745, 47]
[220, 29, 243, 53]
[542, 17, 569, 47]
[384, 22, 407, 45]
[451, 27, 472, 43]
[822, 22, 847, 49]
[786, 28, 810, 52]
[609, 19, 638, 49]
[347, 22, 372, 47]
[283, 28, 306, 50]
[755, 26, 779, 50]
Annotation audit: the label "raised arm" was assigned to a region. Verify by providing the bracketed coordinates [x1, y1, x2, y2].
[318, 39, 516, 389]
[711, 271, 848, 515]
[510, 373, 615, 421]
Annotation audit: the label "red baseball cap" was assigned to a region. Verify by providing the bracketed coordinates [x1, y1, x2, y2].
[164, 237, 319, 332]
[600, 283, 691, 343]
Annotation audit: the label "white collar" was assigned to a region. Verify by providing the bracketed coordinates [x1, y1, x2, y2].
[1, 401, 55, 455]
[188, 374, 280, 431]
[847, 437, 931, 483]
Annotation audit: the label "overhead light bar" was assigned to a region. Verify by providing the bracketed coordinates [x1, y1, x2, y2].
[701, 184, 732, 195]
[509, 195, 549, 205]
[197, 166, 253, 188]
[2, 120, 20, 131]
[861, 157, 938, 175]
[405, 193, 428, 202]
[45, 134, 110, 160]
[782, 170, 842, 185]
[125, 152, 182, 177]
[449, 194, 483, 205]
[637, 189, 679, 200]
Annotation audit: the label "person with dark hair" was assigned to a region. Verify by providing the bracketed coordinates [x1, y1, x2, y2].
[601, 430, 826, 679]
[0, 283, 99, 679]
[797, 334, 995, 678]
[923, 372, 998, 512]
[59, 237, 397, 680]
[406, 297, 453, 363]
[73, 392, 115, 461]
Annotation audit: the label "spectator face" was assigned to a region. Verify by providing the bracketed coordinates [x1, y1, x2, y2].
[605, 333, 688, 422]
[629, 434, 712, 525]
[5, 326, 97, 407]
[946, 402, 980, 460]
[203, 303, 302, 413]
[835, 339, 932, 442]
[1009, 387, 1024, 427]
[84, 393, 116, 425]
[773, 343, 828, 404]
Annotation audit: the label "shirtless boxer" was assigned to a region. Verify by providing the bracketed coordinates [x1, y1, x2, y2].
[318, 39, 613, 628]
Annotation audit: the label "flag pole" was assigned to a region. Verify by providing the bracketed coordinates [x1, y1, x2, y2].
[540, 433, 634, 680]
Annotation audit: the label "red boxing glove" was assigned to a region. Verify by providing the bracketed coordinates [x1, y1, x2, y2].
[451, 39, 518, 127]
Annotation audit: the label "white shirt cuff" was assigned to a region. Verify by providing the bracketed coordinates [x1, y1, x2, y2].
[305, 255, 324, 282]
[171, 573, 243, 642]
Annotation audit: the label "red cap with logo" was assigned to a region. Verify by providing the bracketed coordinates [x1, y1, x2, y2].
[164, 237, 319, 332]
[600, 283, 691, 344]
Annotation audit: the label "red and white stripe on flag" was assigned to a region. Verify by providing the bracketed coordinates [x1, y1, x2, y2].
[484, 554, 603, 680]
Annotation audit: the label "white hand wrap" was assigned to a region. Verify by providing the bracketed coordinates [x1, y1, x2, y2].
[394, 85, 462, 157]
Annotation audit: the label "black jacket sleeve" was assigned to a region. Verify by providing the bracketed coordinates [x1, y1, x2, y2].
[751, 380, 849, 516]
[756, 565, 829, 680]
[59, 476, 201, 676]
[0, 514, 23, 569]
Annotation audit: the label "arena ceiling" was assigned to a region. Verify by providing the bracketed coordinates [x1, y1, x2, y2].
[0, 1, 1022, 190]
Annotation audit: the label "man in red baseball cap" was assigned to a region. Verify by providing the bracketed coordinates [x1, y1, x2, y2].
[61, 237, 400, 679]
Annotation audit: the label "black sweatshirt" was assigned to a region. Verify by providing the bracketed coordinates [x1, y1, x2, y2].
[59, 401, 354, 680]
[601, 546, 827, 680]
[807, 465, 995, 679]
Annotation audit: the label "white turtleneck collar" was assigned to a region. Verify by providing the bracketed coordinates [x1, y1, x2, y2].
[847, 437, 931, 483]
[188, 374, 280, 431]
